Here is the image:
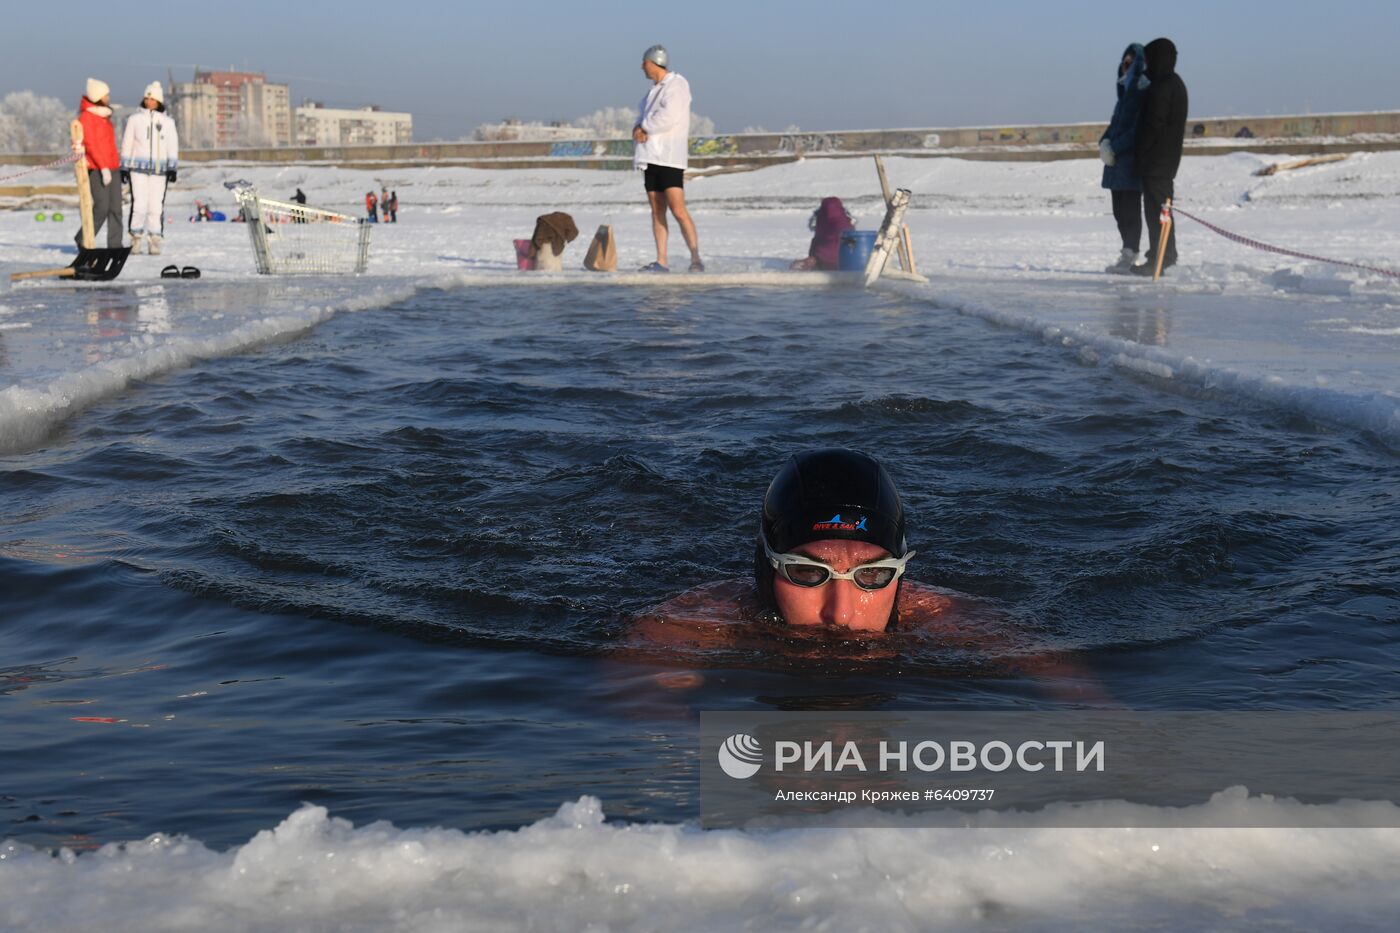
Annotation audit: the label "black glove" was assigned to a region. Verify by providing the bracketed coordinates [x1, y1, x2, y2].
[120, 169, 130, 185]
[166, 169, 177, 183]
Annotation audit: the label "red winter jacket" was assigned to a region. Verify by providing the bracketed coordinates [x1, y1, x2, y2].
[77, 97, 120, 171]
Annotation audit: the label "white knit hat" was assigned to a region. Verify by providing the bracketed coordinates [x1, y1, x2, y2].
[85, 78, 110, 102]
[143, 81, 164, 104]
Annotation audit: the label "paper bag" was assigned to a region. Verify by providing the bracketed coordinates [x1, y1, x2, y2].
[583, 224, 616, 272]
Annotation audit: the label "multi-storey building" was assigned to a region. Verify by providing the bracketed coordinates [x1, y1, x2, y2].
[170, 70, 291, 148]
[295, 103, 413, 146]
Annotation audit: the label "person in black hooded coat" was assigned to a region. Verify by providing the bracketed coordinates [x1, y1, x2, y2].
[1133, 37, 1188, 274]
[1100, 43, 1148, 273]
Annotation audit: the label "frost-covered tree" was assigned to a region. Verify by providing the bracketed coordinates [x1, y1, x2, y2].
[0, 92, 71, 153]
[573, 106, 638, 138]
[572, 106, 716, 138]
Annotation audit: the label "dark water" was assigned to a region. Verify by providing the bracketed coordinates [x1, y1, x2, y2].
[3, 285, 1398, 849]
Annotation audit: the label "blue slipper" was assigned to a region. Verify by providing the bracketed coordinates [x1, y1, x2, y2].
[639, 262, 669, 273]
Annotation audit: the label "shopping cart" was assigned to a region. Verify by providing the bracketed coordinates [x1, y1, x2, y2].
[225, 181, 371, 275]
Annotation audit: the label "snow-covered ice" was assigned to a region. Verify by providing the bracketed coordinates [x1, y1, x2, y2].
[2, 150, 1397, 454]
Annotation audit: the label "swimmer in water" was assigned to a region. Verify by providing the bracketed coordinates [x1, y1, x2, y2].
[626, 448, 1108, 702]
[754, 447, 923, 632]
[633, 448, 962, 642]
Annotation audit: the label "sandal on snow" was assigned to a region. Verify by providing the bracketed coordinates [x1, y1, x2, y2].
[160, 264, 180, 278]
[639, 262, 669, 273]
[180, 266, 201, 279]
[688, 259, 705, 272]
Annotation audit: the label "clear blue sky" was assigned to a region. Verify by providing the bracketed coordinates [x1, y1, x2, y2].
[4, 0, 1395, 139]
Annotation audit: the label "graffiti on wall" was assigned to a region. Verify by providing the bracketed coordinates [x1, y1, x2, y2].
[1281, 118, 1329, 138]
[605, 139, 635, 157]
[777, 133, 842, 154]
[690, 136, 738, 157]
[550, 141, 597, 158]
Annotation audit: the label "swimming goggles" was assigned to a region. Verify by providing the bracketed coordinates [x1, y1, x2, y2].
[762, 530, 914, 591]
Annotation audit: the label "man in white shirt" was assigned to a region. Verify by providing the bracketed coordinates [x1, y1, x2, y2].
[633, 45, 703, 272]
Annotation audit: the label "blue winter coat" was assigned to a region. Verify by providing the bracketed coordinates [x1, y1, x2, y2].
[1101, 43, 1148, 191]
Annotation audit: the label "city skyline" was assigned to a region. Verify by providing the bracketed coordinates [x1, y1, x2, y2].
[2, 0, 1396, 141]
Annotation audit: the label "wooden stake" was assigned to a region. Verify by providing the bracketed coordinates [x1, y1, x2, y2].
[864, 188, 911, 287]
[1152, 197, 1172, 281]
[873, 154, 912, 271]
[71, 119, 95, 251]
[874, 154, 893, 204]
[900, 223, 917, 276]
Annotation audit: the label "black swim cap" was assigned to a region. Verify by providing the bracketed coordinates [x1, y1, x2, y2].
[761, 448, 908, 557]
[753, 448, 910, 613]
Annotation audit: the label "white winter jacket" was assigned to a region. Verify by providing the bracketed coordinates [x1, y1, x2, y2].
[121, 108, 179, 174]
[634, 72, 691, 171]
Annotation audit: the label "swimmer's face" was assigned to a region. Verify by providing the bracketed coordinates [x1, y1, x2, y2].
[772, 539, 900, 632]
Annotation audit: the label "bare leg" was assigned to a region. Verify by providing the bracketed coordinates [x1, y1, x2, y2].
[664, 187, 700, 263]
[648, 191, 669, 267]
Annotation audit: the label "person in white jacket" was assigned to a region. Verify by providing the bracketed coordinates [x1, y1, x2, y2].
[632, 45, 703, 272]
[120, 81, 179, 255]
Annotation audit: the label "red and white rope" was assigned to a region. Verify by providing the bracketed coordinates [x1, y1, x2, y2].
[0, 152, 81, 184]
[1172, 204, 1400, 280]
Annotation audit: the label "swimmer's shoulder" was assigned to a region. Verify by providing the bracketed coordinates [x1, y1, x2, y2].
[627, 579, 764, 648]
[895, 581, 972, 634]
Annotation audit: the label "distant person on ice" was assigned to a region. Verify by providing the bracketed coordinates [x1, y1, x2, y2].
[633, 44, 703, 273]
[1098, 44, 1147, 274]
[1132, 37, 1188, 276]
[74, 78, 123, 250]
[365, 190, 378, 223]
[120, 81, 179, 256]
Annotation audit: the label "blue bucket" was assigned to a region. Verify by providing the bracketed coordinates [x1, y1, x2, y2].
[838, 230, 877, 271]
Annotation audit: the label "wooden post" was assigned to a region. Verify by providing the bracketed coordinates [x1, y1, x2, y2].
[899, 223, 917, 277]
[874, 154, 913, 272]
[1152, 197, 1172, 281]
[71, 119, 94, 250]
[864, 188, 911, 287]
[874, 153, 893, 204]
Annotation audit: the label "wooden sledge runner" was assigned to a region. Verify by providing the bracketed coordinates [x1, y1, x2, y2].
[9, 119, 130, 283]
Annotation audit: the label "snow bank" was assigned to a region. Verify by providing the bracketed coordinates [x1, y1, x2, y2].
[4, 792, 1400, 932]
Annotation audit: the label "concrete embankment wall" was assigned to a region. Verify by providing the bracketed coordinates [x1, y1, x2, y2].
[4, 112, 1399, 171]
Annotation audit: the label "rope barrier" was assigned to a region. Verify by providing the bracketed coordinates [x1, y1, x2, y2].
[0, 152, 81, 185]
[1172, 204, 1400, 280]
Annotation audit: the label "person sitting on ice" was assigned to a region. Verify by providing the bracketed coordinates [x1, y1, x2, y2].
[120, 81, 179, 255]
[528, 211, 579, 271]
[790, 197, 854, 271]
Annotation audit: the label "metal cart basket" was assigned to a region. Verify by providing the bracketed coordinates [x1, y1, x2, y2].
[225, 181, 371, 275]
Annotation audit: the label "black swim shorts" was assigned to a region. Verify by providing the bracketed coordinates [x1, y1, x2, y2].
[643, 164, 685, 192]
